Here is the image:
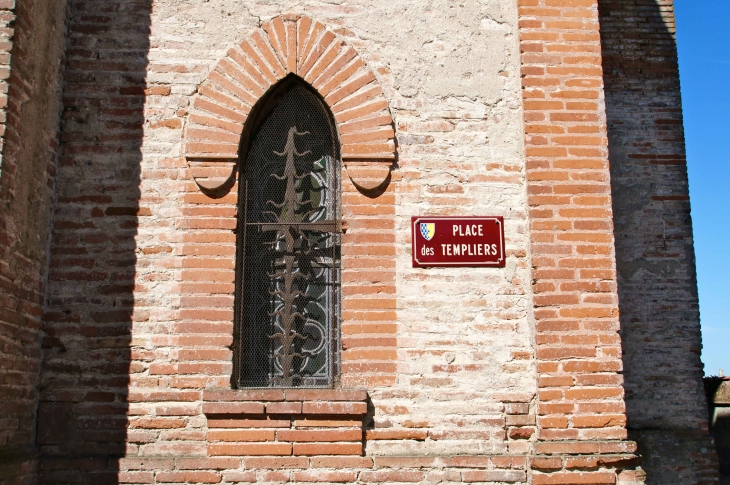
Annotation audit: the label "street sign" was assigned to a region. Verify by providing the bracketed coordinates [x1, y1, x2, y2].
[411, 216, 505, 268]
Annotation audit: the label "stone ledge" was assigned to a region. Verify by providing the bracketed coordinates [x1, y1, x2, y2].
[203, 388, 367, 404]
[534, 440, 638, 455]
[202, 389, 369, 457]
[531, 453, 640, 470]
[203, 401, 367, 416]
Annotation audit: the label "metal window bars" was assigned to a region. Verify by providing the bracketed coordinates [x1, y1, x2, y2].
[234, 82, 340, 388]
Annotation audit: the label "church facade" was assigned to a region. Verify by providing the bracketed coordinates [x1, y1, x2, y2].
[0, 0, 719, 484]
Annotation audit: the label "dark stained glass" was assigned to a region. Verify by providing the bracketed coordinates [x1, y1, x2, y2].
[234, 81, 340, 388]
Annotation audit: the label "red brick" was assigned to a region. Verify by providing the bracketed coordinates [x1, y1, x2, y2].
[508, 427, 535, 440]
[176, 457, 240, 470]
[259, 471, 291, 482]
[156, 471, 222, 484]
[564, 388, 623, 401]
[293, 418, 362, 428]
[129, 418, 186, 429]
[372, 457, 437, 468]
[365, 428, 428, 440]
[207, 418, 290, 428]
[292, 442, 363, 456]
[531, 457, 563, 470]
[243, 457, 309, 469]
[572, 414, 626, 428]
[208, 429, 276, 442]
[532, 472, 616, 484]
[301, 401, 367, 415]
[222, 471, 257, 483]
[462, 470, 526, 483]
[284, 389, 367, 402]
[208, 442, 292, 456]
[309, 456, 373, 468]
[202, 402, 265, 415]
[278, 429, 362, 442]
[291, 470, 358, 483]
[441, 456, 491, 468]
[535, 442, 600, 455]
[266, 402, 302, 414]
[359, 470, 425, 483]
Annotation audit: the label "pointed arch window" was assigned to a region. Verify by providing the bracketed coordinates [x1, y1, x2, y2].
[234, 78, 340, 388]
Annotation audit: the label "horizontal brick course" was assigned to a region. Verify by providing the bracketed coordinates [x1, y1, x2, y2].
[208, 442, 292, 456]
[201, 393, 367, 459]
[278, 429, 362, 442]
[202, 402, 264, 415]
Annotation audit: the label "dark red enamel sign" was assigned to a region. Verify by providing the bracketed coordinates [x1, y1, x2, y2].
[411, 216, 505, 268]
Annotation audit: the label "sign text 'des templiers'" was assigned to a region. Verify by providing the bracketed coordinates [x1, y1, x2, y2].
[411, 216, 505, 268]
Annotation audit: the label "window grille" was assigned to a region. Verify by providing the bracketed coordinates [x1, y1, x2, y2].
[234, 80, 340, 388]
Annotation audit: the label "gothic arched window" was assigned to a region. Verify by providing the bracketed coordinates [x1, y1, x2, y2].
[234, 78, 340, 388]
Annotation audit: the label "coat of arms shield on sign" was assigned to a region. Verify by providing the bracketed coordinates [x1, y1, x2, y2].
[420, 223, 435, 241]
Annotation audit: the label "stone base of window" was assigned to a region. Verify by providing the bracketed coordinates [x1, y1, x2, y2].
[202, 389, 368, 457]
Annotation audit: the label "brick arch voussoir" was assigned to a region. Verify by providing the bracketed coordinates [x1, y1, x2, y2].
[184, 14, 395, 191]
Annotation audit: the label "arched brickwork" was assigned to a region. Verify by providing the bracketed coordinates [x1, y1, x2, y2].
[184, 14, 395, 190]
[177, 14, 399, 394]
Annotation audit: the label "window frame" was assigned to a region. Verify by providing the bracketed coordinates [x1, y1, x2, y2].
[232, 75, 342, 389]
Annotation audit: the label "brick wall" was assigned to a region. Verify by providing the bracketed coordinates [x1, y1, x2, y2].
[0, 0, 67, 483]
[517, 0, 644, 482]
[598, 0, 718, 483]
[41, 1, 545, 482]
[29, 0, 708, 484]
[41, 1, 534, 482]
[0, 1, 12, 175]
[37, 0, 149, 482]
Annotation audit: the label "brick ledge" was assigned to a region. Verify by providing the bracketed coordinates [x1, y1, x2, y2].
[202, 389, 368, 457]
[204, 388, 366, 403]
[203, 389, 368, 416]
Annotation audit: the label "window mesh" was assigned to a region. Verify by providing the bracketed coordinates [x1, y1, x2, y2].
[234, 82, 340, 388]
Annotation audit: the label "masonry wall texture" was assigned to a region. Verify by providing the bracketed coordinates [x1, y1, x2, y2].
[37, 1, 150, 482]
[0, 0, 68, 483]
[598, 1, 718, 483]
[0, 0, 720, 484]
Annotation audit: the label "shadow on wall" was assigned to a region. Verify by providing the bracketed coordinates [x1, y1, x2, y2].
[598, 0, 719, 483]
[37, 0, 151, 482]
[705, 377, 730, 481]
[0, 0, 69, 481]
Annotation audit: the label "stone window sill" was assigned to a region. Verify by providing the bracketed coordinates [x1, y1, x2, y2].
[202, 389, 368, 415]
[201, 389, 368, 457]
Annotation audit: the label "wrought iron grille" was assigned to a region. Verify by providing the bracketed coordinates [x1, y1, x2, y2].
[234, 82, 340, 388]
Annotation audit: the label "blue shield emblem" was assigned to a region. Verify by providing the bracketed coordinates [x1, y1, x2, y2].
[420, 223, 435, 241]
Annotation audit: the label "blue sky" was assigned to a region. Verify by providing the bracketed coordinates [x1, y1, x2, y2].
[675, 1, 730, 376]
